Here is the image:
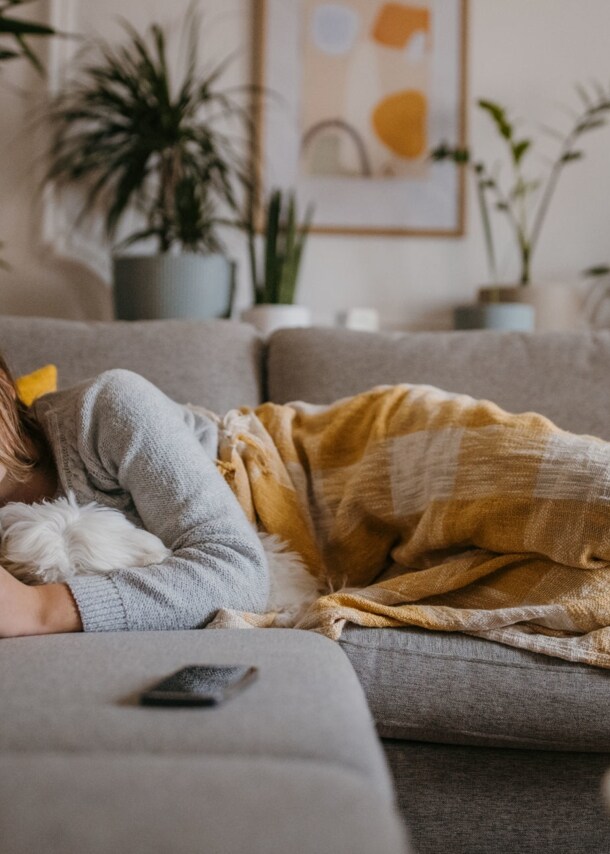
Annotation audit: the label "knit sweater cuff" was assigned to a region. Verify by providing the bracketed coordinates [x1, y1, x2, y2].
[67, 575, 129, 632]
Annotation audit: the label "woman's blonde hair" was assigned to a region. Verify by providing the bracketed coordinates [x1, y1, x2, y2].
[0, 353, 43, 482]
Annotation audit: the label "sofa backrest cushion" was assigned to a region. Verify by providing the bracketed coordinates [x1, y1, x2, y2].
[0, 317, 264, 411]
[267, 327, 610, 440]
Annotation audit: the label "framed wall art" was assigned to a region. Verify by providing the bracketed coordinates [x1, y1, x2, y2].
[253, 0, 468, 236]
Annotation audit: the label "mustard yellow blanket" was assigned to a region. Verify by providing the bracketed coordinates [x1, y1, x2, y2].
[202, 384, 610, 668]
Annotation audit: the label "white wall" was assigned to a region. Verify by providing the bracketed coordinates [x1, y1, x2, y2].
[0, 0, 609, 328]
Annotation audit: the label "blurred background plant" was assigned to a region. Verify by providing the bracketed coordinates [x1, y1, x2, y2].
[0, 1, 65, 269]
[432, 85, 610, 288]
[0, 0, 60, 74]
[247, 188, 314, 305]
[45, 5, 252, 257]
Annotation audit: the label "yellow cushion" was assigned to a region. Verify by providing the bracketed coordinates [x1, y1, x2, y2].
[15, 364, 57, 406]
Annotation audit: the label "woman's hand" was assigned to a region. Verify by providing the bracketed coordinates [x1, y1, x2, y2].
[0, 565, 82, 637]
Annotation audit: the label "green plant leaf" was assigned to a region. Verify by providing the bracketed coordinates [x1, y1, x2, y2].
[0, 17, 55, 37]
[583, 264, 610, 277]
[15, 29, 41, 72]
[478, 99, 513, 140]
[291, 201, 314, 299]
[429, 142, 451, 160]
[589, 100, 610, 115]
[0, 238, 9, 271]
[278, 193, 297, 303]
[510, 178, 540, 199]
[575, 118, 607, 133]
[430, 143, 469, 163]
[575, 82, 593, 107]
[511, 139, 531, 165]
[255, 188, 313, 305]
[263, 190, 281, 303]
[117, 227, 163, 251]
[0, 0, 67, 74]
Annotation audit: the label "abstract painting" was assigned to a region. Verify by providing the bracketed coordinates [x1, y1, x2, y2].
[253, 0, 468, 235]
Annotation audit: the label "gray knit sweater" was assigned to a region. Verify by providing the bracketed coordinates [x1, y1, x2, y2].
[32, 369, 269, 632]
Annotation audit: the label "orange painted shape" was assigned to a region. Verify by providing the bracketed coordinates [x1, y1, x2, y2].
[372, 90, 427, 159]
[372, 3, 430, 50]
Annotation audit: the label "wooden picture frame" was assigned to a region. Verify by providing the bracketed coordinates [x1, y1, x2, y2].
[252, 0, 468, 237]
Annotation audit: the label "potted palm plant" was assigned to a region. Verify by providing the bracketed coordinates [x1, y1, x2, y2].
[46, 10, 251, 320]
[242, 189, 314, 336]
[1, 1, 64, 269]
[432, 86, 610, 330]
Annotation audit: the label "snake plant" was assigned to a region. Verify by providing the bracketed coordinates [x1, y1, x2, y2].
[248, 189, 314, 305]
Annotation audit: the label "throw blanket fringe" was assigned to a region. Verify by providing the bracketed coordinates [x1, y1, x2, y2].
[196, 385, 610, 668]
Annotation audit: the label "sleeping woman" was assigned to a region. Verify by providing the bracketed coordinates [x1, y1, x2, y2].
[4, 352, 610, 670]
[0, 356, 268, 638]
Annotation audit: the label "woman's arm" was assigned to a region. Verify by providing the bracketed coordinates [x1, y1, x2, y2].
[0, 566, 81, 637]
[65, 370, 268, 632]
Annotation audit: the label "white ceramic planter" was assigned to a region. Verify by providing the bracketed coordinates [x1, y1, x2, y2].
[113, 253, 236, 321]
[241, 304, 312, 336]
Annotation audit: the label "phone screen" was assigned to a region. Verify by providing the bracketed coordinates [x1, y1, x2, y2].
[140, 664, 258, 707]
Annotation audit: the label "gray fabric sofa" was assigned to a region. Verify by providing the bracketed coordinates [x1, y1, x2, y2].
[0, 629, 408, 854]
[2, 316, 610, 853]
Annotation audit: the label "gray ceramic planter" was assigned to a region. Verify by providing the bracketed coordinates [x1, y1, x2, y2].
[113, 253, 236, 321]
[479, 282, 582, 331]
[454, 302, 535, 331]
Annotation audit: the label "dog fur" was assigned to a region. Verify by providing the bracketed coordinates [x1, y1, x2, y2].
[0, 493, 322, 626]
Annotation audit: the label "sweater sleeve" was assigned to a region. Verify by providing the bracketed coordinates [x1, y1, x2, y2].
[66, 370, 269, 632]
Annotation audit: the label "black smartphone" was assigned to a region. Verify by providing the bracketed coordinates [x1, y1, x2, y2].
[139, 664, 258, 707]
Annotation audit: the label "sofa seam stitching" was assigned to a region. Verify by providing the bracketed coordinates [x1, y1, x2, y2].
[339, 639, 596, 674]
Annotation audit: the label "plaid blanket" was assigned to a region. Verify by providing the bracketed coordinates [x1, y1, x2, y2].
[202, 384, 610, 667]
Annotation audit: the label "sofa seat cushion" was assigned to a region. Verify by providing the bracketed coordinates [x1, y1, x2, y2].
[383, 741, 610, 854]
[0, 628, 409, 854]
[0, 628, 391, 796]
[0, 753, 408, 854]
[339, 625, 610, 751]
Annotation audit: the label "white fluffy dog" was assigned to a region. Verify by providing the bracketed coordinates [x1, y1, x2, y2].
[0, 493, 322, 626]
